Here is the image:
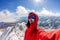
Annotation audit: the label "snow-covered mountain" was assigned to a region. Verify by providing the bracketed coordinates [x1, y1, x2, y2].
[0, 22, 26, 40]
[6, 22, 26, 40]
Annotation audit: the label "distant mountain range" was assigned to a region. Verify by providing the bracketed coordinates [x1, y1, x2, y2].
[0, 22, 16, 28]
[20, 16, 60, 29]
[39, 16, 60, 29]
[0, 16, 60, 29]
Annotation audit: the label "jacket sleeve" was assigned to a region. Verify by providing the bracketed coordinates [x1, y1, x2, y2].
[55, 29, 60, 40]
[38, 29, 60, 40]
[45, 29, 60, 40]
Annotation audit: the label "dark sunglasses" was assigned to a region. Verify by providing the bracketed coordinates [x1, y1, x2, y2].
[29, 16, 36, 19]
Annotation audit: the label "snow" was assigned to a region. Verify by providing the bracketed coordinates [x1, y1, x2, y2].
[0, 29, 5, 36]
[5, 22, 26, 40]
[0, 31, 3, 36]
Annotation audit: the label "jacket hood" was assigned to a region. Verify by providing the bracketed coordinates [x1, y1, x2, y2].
[26, 12, 39, 30]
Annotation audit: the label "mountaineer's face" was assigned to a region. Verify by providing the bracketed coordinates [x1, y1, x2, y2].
[29, 18, 35, 24]
[28, 16, 35, 24]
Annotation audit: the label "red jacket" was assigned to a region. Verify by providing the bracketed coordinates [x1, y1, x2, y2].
[24, 12, 60, 40]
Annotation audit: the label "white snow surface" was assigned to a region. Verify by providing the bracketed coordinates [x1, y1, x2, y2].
[6, 22, 26, 40]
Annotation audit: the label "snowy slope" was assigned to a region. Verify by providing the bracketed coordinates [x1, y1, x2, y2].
[6, 22, 26, 40]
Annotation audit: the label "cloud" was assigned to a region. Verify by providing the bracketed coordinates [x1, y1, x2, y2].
[0, 6, 29, 22]
[0, 10, 16, 22]
[0, 6, 60, 22]
[16, 6, 28, 17]
[16, 6, 60, 17]
[36, 8, 60, 17]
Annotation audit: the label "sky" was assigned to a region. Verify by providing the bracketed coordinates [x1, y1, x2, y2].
[0, 0, 60, 22]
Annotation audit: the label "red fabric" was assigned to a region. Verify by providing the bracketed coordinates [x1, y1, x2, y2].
[24, 12, 60, 40]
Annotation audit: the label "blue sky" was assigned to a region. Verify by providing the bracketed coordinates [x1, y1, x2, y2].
[0, 0, 60, 22]
[0, 0, 60, 12]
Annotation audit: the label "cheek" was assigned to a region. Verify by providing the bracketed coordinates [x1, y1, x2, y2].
[30, 19, 35, 23]
[32, 19, 35, 22]
[28, 19, 35, 23]
[29, 19, 32, 22]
